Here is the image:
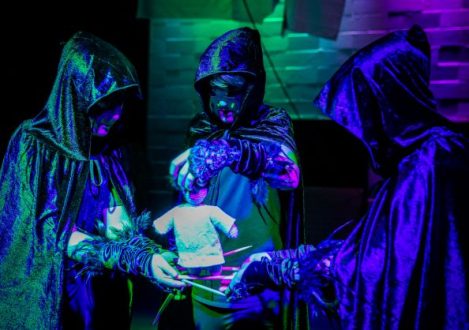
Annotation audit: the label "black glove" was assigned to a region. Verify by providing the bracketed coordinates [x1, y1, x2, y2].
[72, 235, 157, 276]
[69, 210, 183, 291]
[226, 254, 300, 301]
[188, 139, 240, 186]
[189, 138, 283, 185]
[99, 235, 158, 278]
[226, 259, 271, 300]
[227, 138, 270, 179]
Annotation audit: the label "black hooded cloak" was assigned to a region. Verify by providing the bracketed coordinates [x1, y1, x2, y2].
[0, 31, 141, 329]
[187, 27, 305, 329]
[313, 25, 469, 330]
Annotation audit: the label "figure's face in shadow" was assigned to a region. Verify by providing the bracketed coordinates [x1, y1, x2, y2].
[209, 86, 246, 124]
[208, 74, 252, 125]
[90, 96, 125, 137]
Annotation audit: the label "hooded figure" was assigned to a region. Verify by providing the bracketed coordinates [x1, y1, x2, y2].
[227, 25, 469, 330]
[0, 31, 184, 330]
[316, 24, 469, 330]
[168, 27, 305, 329]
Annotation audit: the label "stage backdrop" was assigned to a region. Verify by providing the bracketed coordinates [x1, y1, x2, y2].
[133, 1, 468, 328]
[141, 0, 468, 216]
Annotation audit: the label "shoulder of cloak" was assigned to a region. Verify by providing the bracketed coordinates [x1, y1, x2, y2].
[1, 120, 88, 243]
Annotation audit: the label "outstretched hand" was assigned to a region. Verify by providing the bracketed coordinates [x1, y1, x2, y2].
[224, 252, 272, 301]
[169, 140, 238, 195]
[151, 254, 187, 290]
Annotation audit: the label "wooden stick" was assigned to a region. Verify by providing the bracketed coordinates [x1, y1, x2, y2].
[223, 245, 253, 257]
[181, 279, 226, 297]
[184, 274, 234, 281]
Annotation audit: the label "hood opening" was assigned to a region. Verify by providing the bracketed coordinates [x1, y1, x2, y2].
[194, 27, 266, 129]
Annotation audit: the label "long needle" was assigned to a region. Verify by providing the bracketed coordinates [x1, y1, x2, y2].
[181, 279, 226, 297]
[223, 245, 253, 257]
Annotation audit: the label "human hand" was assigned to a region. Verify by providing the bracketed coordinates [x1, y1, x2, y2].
[160, 250, 178, 267]
[262, 153, 300, 190]
[224, 252, 271, 301]
[169, 149, 195, 192]
[151, 254, 187, 290]
[188, 139, 237, 185]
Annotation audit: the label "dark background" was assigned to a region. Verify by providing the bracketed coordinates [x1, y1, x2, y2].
[1, 0, 149, 159]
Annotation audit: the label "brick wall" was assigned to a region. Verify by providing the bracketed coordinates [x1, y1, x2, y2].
[146, 0, 469, 215]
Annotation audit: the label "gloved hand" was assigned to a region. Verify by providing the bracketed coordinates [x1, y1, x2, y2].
[168, 139, 239, 204]
[168, 139, 238, 202]
[224, 252, 272, 300]
[193, 138, 299, 187]
[68, 231, 187, 292]
[188, 139, 240, 186]
[226, 243, 343, 311]
[169, 138, 299, 199]
[225, 252, 300, 301]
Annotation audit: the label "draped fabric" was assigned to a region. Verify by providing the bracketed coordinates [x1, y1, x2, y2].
[188, 27, 306, 330]
[190, 28, 296, 153]
[0, 31, 141, 329]
[190, 26, 303, 255]
[313, 25, 469, 329]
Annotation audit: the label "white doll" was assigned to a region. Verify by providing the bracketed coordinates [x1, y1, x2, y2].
[153, 188, 238, 275]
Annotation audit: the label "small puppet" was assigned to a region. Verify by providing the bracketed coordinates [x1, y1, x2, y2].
[153, 189, 238, 275]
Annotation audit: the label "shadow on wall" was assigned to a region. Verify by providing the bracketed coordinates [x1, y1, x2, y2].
[293, 119, 369, 244]
[304, 186, 364, 244]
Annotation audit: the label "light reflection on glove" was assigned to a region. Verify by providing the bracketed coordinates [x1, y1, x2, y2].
[225, 249, 303, 301]
[224, 252, 274, 301]
[189, 139, 240, 187]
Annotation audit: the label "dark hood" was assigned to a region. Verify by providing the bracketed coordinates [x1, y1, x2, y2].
[194, 27, 266, 127]
[29, 31, 141, 161]
[313, 25, 448, 175]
